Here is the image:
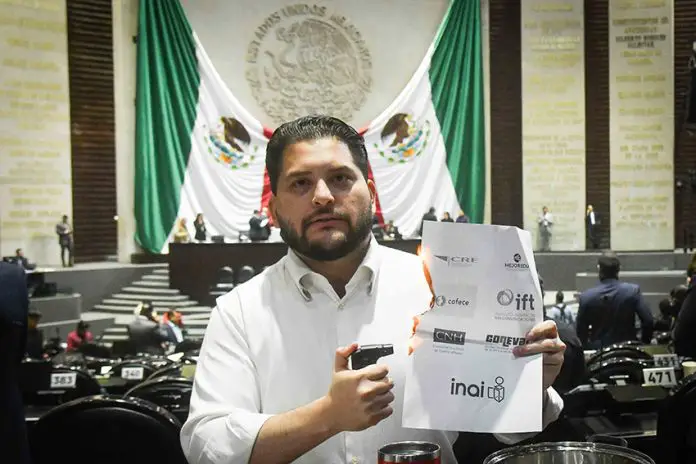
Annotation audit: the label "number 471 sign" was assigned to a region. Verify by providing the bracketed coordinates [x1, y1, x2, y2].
[642, 367, 677, 387]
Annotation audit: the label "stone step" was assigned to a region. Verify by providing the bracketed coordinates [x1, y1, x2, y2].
[142, 274, 169, 282]
[132, 280, 170, 288]
[105, 324, 208, 334]
[153, 268, 169, 275]
[112, 293, 189, 302]
[94, 303, 210, 315]
[121, 286, 181, 295]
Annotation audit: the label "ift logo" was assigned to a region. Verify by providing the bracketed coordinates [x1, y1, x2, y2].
[449, 376, 506, 403]
[497, 289, 536, 311]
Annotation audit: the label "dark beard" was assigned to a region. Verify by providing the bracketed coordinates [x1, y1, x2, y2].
[276, 207, 373, 261]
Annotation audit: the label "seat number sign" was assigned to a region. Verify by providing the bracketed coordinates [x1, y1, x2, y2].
[50, 372, 77, 389]
[642, 367, 677, 387]
[121, 367, 144, 380]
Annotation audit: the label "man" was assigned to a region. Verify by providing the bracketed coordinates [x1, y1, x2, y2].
[248, 209, 271, 241]
[546, 291, 575, 329]
[456, 210, 470, 223]
[163, 309, 185, 344]
[14, 248, 35, 270]
[0, 262, 32, 464]
[55, 214, 74, 267]
[66, 320, 94, 352]
[586, 205, 598, 249]
[537, 206, 553, 252]
[418, 206, 437, 236]
[180, 116, 565, 464]
[127, 304, 168, 354]
[576, 253, 654, 349]
[26, 309, 44, 358]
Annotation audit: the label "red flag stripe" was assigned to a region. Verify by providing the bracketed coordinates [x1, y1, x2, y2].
[260, 125, 384, 225]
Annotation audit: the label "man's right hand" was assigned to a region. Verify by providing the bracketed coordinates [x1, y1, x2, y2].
[324, 343, 395, 432]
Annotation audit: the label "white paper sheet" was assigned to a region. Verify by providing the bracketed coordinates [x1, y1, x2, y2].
[402, 222, 544, 433]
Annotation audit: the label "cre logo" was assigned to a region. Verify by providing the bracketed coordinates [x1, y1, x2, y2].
[504, 253, 529, 270]
[486, 334, 526, 347]
[433, 328, 466, 345]
[497, 289, 536, 310]
[435, 296, 471, 307]
[450, 376, 506, 403]
[434, 255, 478, 267]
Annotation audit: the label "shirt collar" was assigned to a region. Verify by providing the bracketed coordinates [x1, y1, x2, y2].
[284, 235, 381, 301]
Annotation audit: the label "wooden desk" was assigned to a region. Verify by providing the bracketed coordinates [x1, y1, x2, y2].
[168, 239, 420, 305]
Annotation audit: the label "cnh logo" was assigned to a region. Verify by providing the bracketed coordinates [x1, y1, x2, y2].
[486, 334, 526, 347]
[449, 376, 506, 403]
[434, 255, 478, 266]
[496, 289, 536, 310]
[504, 253, 529, 270]
[433, 328, 466, 345]
[435, 295, 470, 307]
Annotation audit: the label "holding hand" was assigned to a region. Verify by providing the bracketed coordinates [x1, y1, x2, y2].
[324, 343, 395, 432]
[513, 320, 566, 390]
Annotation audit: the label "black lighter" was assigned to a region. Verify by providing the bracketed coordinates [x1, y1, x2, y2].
[350, 344, 394, 370]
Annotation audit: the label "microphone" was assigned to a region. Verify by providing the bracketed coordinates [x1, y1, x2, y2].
[350, 344, 394, 370]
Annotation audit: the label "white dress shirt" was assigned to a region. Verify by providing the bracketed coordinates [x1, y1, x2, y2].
[180, 239, 563, 464]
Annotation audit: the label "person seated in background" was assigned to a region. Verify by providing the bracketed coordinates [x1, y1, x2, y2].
[441, 211, 454, 222]
[66, 320, 93, 352]
[383, 220, 402, 240]
[162, 309, 185, 344]
[173, 218, 191, 243]
[418, 206, 437, 236]
[248, 209, 271, 241]
[576, 252, 654, 349]
[546, 291, 575, 329]
[14, 249, 35, 271]
[25, 310, 44, 359]
[673, 284, 696, 358]
[194, 213, 207, 242]
[456, 210, 470, 223]
[371, 214, 384, 240]
[127, 304, 168, 354]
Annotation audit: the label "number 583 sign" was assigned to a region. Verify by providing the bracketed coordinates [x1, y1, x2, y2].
[642, 367, 677, 387]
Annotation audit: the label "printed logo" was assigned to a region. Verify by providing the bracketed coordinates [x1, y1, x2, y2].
[450, 376, 506, 403]
[486, 334, 527, 348]
[497, 289, 536, 311]
[435, 295, 471, 307]
[434, 328, 466, 346]
[373, 113, 432, 163]
[434, 255, 478, 267]
[504, 253, 530, 271]
[204, 117, 260, 169]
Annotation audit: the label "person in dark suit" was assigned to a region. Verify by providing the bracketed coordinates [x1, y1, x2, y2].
[418, 206, 437, 236]
[0, 262, 32, 464]
[673, 285, 696, 357]
[127, 305, 168, 354]
[25, 309, 44, 358]
[576, 253, 654, 349]
[193, 213, 207, 242]
[248, 209, 271, 241]
[14, 249, 36, 271]
[55, 214, 74, 267]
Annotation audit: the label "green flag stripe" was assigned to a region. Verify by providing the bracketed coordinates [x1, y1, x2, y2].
[135, 0, 200, 253]
[430, 0, 486, 223]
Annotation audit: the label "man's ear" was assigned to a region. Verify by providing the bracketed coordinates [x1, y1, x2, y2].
[268, 195, 277, 222]
[367, 179, 376, 206]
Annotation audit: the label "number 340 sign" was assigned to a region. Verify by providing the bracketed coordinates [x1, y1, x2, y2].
[642, 367, 677, 387]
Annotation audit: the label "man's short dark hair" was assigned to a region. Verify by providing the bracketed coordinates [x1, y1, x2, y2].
[265, 115, 369, 195]
[598, 252, 620, 279]
[556, 291, 564, 303]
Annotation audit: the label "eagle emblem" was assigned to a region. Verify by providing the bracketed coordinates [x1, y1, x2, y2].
[374, 113, 431, 163]
[204, 117, 259, 169]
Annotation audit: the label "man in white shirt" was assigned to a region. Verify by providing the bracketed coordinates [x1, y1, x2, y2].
[537, 206, 553, 252]
[181, 115, 567, 464]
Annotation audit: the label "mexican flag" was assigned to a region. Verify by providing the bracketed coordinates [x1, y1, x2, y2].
[135, 0, 485, 254]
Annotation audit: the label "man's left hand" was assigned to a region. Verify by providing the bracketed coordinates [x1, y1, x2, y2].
[513, 320, 566, 390]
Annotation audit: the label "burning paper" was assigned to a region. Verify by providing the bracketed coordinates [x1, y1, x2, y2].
[402, 222, 544, 433]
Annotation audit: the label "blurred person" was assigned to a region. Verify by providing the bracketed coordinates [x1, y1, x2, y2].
[441, 211, 454, 222]
[55, 214, 74, 267]
[0, 261, 32, 464]
[687, 252, 696, 287]
[173, 218, 191, 243]
[418, 206, 437, 236]
[66, 320, 93, 352]
[546, 291, 575, 329]
[576, 253, 654, 349]
[162, 309, 185, 344]
[537, 206, 553, 252]
[180, 115, 566, 464]
[248, 209, 271, 241]
[586, 205, 598, 249]
[127, 303, 168, 355]
[26, 309, 44, 358]
[456, 210, 470, 223]
[14, 248, 35, 270]
[194, 213, 207, 242]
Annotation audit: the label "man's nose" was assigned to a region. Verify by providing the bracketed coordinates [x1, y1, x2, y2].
[312, 179, 335, 206]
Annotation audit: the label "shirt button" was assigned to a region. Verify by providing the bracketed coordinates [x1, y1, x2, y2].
[337, 302, 344, 309]
[351, 458, 359, 464]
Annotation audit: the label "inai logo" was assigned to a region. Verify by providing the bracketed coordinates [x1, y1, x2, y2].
[434, 255, 478, 267]
[450, 376, 506, 403]
[435, 295, 471, 307]
[504, 253, 529, 270]
[497, 289, 535, 311]
[434, 328, 466, 345]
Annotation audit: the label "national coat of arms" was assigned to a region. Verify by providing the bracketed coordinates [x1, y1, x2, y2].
[204, 117, 260, 169]
[374, 113, 431, 163]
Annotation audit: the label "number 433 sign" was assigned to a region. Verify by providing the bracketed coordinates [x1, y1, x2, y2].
[642, 367, 677, 387]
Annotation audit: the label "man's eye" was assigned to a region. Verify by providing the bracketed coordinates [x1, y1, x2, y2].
[333, 175, 351, 184]
[291, 179, 310, 188]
